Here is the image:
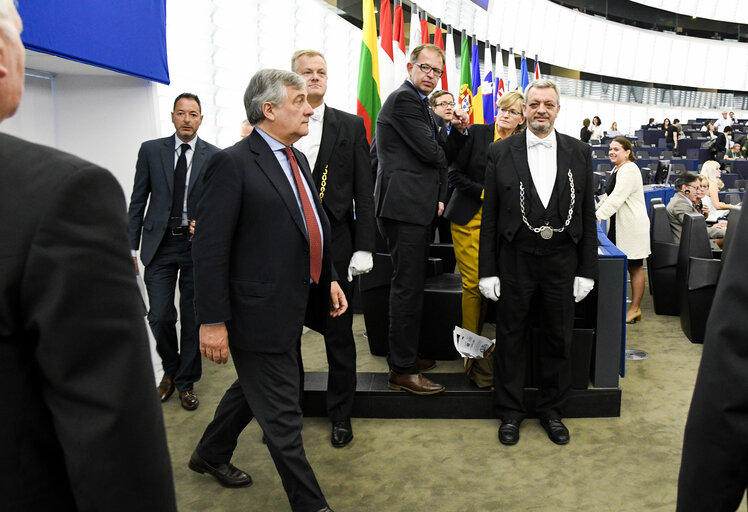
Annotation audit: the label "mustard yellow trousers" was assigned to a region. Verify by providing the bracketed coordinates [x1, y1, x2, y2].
[451, 208, 486, 335]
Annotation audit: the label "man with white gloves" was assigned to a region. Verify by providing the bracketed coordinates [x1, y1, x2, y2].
[478, 80, 598, 446]
[292, 50, 376, 447]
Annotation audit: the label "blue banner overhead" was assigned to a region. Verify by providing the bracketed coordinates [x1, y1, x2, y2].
[18, 0, 169, 84]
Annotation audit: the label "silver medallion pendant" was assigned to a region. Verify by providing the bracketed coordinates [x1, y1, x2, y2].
[539, 225, 553, 240]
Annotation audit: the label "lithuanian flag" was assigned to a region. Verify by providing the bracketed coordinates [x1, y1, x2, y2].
[357, 0, 381, 143]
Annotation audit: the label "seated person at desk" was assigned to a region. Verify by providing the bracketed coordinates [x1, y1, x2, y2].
[726, 144, 744, 159]
[667, 172, 726, 246]
[607, 122, 621, 137]
[699, 161, 739, 221]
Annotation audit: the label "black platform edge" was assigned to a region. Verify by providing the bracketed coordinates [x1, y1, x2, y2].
[302, 372, 621, 419]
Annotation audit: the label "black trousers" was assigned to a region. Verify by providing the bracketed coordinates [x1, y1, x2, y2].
[143, 233, 200, 391]
[492, 240, 577, 421]
[322, 258, 357, 421]
[196, 347, 327, 512]
[378, 217, 430, 374]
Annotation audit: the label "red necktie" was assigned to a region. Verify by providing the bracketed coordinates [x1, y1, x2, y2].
[282, 147, 322, 284]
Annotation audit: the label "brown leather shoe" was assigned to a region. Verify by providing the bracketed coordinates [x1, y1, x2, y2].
[180, 390, 199, 411]
[157, 374, 175, 402]
[388, 371, 445, 395]
[416, 357, 436, 372]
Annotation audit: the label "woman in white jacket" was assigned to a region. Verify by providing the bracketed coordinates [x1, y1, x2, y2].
[596, 137, 651, 323]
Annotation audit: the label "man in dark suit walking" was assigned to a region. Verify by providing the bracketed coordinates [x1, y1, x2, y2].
[374, 43, 468, 395]
[677, 205, 748, 511]
[292, 49, 376, 447]
[479, 79, 598, 446]
[189, 69, 344, 512]
[128, 93, 220, 410]
[0, 3, 176, 509]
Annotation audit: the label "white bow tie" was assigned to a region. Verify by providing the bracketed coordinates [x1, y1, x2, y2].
[528, 138, 553, 149]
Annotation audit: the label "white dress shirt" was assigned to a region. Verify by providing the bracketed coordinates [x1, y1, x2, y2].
[526, 129, 558, 209]
[174, 135, 197, 223]
[255, 127, 324, 254]
[295, 103, 325, 171]
[714, 116, 732, 132]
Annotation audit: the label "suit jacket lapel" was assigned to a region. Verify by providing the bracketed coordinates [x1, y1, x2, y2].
[161, 137, 175, 196]
[314, 106, 340, 179]
[188, 137, 207, 194]
[555, 133, 572, 217]
[249, 132, 308, 240]
[511, 132, 531, 190]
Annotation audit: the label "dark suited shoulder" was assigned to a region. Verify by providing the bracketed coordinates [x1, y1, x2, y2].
[677, 209, 748, 511]
[0, 133, 176, 511]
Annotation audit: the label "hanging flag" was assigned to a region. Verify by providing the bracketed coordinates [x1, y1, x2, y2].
[482, 43, 494, 124]
[519, 53, 529, 92]
[494, 76, 501, 117]
[482, 71, 494, 124]
[420, 10, 429, 44]
[506, 48, 517, 92]
[393, 0, 406, 89]
[470, 42, 483, 125]
[458, 33, 473, 124]
[378, 0, 394, 103]
[444, 25, 457, 94]
[408, 3, 420, 56]
[534, 57, 541, 81]
[356, 0, 381, 143]
[433, 20, 446, 90]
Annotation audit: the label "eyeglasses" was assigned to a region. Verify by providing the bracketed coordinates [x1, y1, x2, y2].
[498, 107, 522, 117]
[414, 62, 444, 77]
[435, 101, 456, 108]
[686, 184, 702, 191]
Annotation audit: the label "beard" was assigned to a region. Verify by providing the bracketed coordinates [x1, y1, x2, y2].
[529, 118, 552, 134]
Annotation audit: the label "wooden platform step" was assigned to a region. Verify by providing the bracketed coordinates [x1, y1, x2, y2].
[302, 372, 621, 419]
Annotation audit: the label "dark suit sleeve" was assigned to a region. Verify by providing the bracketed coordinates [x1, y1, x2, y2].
[351, 117, 376, 253]
[390, 91, 447, 168]
[449, 128, 484, 199]
[479, 145, 500, 278]
[576, 145, 599, 279]
[192, 151, 243, 324]
[127, 142, 151, 251]
[22, 166, 177, 511]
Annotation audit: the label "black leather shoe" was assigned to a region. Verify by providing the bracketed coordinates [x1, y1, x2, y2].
[540, 419, 570, 445]
[188, 450, 252, 488]
[331, 420, 353, 447]
[498, 419, 521, 445]
[315, 507, 334, 512]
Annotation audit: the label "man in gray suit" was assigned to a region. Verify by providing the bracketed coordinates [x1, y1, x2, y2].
[128, 93, 220, 410]
[666, 172, 725, 244]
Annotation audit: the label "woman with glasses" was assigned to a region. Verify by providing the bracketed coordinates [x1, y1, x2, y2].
[445, 90, 525, 387]
[595, 137, 650, 324]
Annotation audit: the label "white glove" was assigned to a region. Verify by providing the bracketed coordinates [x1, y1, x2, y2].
[479, 276, 501, 302]
[573, 276, 595, 303]
[347, 251, 373, 282]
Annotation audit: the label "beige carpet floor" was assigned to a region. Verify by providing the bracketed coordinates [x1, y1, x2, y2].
[159, 282, 741, 511]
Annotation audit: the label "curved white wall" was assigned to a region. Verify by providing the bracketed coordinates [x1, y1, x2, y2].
[629, 0, 748, 25]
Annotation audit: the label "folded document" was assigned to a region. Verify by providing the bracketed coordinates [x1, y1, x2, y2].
[453, 327, 495, 359]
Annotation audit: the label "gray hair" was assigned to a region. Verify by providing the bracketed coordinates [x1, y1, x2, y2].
[524, 79, 560, 105]
[0, 0, 18, 38]
[244, 69, 306, 125]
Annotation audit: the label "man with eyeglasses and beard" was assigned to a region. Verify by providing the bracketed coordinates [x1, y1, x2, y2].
[373, 43, 469, 395]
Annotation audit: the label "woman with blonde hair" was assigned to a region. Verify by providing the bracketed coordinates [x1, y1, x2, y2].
[446, 90, 525, 387]
[700, 160, 737, 222]
[595, 137, 651, 323]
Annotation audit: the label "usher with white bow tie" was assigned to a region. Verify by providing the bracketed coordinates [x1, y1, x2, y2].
[477, 81, 599, 446]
